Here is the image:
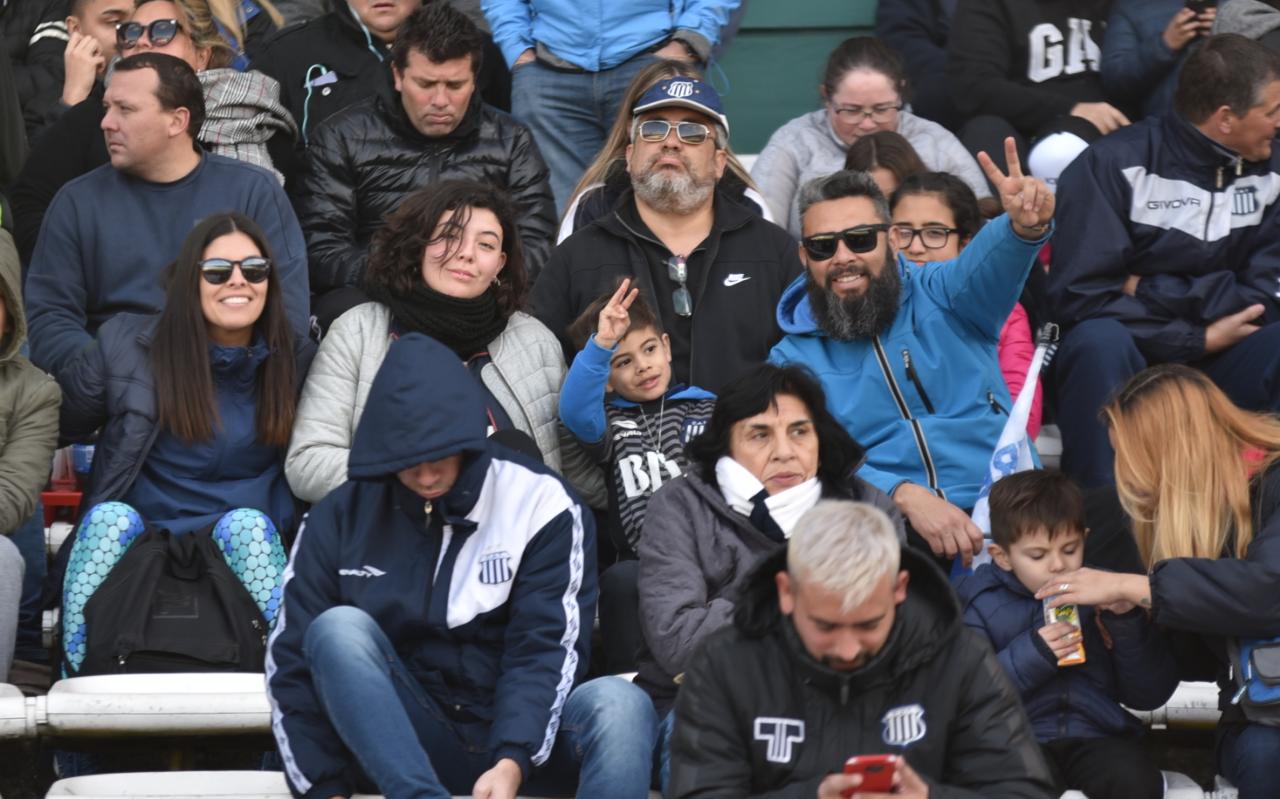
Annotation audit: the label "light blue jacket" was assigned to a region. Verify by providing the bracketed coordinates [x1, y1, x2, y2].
[481, 0, 739, 70]
[769, 215, 1049, 509]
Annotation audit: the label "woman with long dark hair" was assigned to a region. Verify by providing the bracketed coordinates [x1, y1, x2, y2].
[286, 179, 602, 505]
[57, 210, 311, 671]
[1039, 364, 1280, 798]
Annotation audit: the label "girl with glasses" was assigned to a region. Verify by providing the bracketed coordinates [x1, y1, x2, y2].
[285, 179, 603, 508]
[889, 171, 1042, 439]
[752, 36, 991, 237]
[55, 211, 312, 672]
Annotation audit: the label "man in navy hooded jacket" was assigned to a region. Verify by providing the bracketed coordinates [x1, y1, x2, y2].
[265, 333, 659, 799]
[1050, 34, 1280, 487]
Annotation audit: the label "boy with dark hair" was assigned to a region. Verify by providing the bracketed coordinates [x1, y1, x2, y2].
[955, 469, 1179, 799]
[560, 279, 715, 555]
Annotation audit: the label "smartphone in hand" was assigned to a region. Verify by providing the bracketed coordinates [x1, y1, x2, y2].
[842, 754, 898, 796]
[1185, 0, 1218, 14]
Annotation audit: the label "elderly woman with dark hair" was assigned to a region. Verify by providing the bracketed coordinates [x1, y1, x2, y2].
[635, 362, 904, 783]
[286, 179, 602, 506]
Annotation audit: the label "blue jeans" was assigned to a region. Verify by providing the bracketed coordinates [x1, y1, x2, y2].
[657, 709, 675, 794]
[510, 53, 657, 212]
[12, 502, 46, 663]
[1054, 319, 1280, 487]
[304, 606, 659, 798]
[1218, 722, 1280, 799]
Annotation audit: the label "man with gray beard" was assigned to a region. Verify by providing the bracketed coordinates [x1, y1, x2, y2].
[530, 77, 802, 393]
[771, 141, 1055, 570]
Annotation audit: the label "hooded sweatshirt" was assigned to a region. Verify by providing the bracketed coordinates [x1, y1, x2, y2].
[266, 333, 596, 799]
[1215, 0, 1280, 49]
[0, 228, 59, 534]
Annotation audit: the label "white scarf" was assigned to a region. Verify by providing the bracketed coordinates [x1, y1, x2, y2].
[715, 456, 823, 538]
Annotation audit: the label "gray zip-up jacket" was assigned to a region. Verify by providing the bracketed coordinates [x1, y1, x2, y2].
[751, 108, 990, 236]
[284, 301, 604, 506]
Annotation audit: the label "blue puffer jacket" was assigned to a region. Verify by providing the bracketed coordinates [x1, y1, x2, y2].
[1101, 0, 1193, 120]
[955, 563, 1180, 742]
[481, 0, 739, 70]
[266, 334, 597, 799]
[769, 215, 1048, 509]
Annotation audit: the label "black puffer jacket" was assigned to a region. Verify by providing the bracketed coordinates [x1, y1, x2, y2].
[294, 90, 554, 293]
[250, 0, 394, 143]
[669, 546, 1056, 799]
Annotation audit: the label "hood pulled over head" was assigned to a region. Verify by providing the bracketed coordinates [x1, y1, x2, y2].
[348, 333, 489, 480]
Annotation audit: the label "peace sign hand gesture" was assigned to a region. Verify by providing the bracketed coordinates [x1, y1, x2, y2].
[977, 137, 1055, 240]
[596, 278, 640, 349]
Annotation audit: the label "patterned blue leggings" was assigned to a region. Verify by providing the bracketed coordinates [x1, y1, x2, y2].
[62, 503, 287, 673]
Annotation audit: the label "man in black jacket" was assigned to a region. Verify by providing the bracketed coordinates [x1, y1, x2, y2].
[530, 76, 801, 394]
[669, 500, 1055, 799]
[1, 0, 67, 137]
[294, 1, 553, 329]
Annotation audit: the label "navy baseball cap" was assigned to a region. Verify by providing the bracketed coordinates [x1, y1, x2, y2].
[632, 77, 730, 137]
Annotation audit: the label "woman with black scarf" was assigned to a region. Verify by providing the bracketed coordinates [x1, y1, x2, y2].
[284, 179, 603, 506]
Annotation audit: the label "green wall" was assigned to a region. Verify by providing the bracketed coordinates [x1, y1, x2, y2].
[716, 0, 878, 153]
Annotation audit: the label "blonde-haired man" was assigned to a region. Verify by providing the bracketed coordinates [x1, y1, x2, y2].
[668, 500, 1055, 799]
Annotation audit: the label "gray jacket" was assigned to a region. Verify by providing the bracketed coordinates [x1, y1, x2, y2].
[285, 301, 604, 505]
[1215, 0, 1280, 41]
[751, 108, 991, 236]
[635, 465, 903, 712]
[0, 229, 59, 534]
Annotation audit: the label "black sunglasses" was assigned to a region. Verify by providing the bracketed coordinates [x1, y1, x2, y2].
[199, 257, 272, 285]
[666, 255, 692, 317]
[637, 119, 713, 145]
[116, 19, 181, 50]
[801, 224, 889, 261]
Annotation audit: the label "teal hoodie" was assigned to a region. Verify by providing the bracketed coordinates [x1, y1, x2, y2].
[769, 215, 1048, 508]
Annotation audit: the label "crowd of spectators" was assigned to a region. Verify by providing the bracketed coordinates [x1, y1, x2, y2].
[3, 1, 1280, 798]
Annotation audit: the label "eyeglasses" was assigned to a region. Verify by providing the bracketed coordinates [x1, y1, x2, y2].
[636, 119, 713, 145]
[116, 19, 181, 50]
[667, 255, 692, 317]
[828, 102, 903, 124]
[199, 257, 272, 285]
[889, 224, 960, 250]
[800, 225, 888, 261]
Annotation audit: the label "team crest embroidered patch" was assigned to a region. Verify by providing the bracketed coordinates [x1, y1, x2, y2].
[478, 551, 513, 585]
[753, 717, 805, 763]
[881, 704, 927, 747]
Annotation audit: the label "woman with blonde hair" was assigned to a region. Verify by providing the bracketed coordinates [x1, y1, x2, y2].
[1036, 363, 1280, 798]
[556, 59, 772, 243]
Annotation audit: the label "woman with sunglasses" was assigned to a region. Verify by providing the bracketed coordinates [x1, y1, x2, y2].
[556, 58, 771, 244]
[889, 171, 1042, 439]
[751, 36, 990, 237]
[56, 211, 312, 672]
[1034, 364, 1280, 798]
[286, 180, 603, 506]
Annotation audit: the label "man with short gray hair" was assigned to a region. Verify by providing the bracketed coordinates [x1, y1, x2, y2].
[668, 499, 1055, 799]
[770, 141, 1054, 570]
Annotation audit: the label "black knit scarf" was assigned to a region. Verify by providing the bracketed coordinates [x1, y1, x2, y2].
[371, 283, 507, 358]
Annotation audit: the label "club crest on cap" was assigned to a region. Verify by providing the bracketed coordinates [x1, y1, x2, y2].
[667, 80, 695, 99]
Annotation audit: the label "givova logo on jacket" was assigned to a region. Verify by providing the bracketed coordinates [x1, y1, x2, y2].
[753, 717, 805, 764]
[1027, 20, 1100, 83]
[881, 704, 927, 747]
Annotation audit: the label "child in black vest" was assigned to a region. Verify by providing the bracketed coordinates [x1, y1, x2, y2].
[560, 280, 716, 556]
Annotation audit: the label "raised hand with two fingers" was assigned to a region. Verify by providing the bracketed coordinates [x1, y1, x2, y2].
[976, 137, 1055, 239]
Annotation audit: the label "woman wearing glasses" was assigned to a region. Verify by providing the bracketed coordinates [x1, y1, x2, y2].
[889, 171, 1042, 438]
[751, 36, 990, 237]
[56, 211, 312, 673]
[285, 180, 603, 507]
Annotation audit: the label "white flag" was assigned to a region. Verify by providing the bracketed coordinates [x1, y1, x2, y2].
[967, 336, 1058, 568]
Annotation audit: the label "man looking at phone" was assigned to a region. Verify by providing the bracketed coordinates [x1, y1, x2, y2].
[1050, 33, 1280, 488]
[667, 500, 1055, 798]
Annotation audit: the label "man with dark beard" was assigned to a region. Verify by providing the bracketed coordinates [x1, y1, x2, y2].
[771, 140, 1055, 569]
[530, 77, 803, 393]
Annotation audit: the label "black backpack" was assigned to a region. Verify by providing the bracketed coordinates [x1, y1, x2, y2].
[71, 527, 269, 676]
